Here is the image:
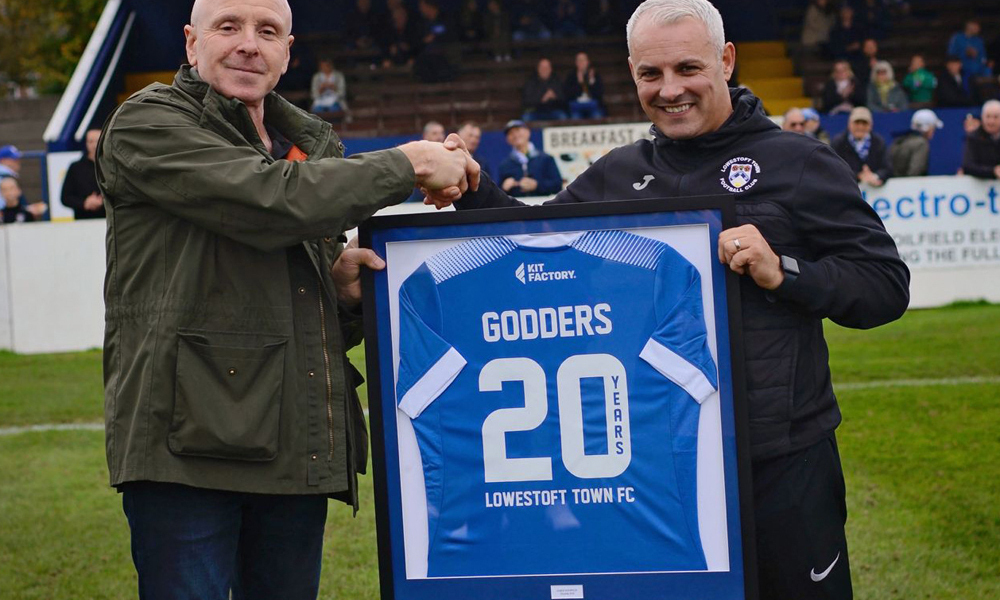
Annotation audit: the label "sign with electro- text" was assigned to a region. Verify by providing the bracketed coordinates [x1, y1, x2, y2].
[862, 175, 1000, 270]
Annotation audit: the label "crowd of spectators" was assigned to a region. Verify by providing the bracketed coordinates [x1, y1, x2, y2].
[4, 2, 1000, 217]
[793, 4, 1000, 183]
[810, 8, 998, 115]
[779, 97, 1000, 186]
[519, 53, 606, 122]
[290, 0, 632, 119]
[340, 0, 629, 69]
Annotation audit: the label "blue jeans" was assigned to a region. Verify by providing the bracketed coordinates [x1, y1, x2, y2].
[523, 108, 568, 122]
[569, 100, 605, 119]
[122, 482, 328, 600]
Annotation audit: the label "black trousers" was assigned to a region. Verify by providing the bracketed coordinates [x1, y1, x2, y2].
[753, 435, 854, 600]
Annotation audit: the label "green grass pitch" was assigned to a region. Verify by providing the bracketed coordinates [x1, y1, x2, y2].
[1, 303, 998, 599]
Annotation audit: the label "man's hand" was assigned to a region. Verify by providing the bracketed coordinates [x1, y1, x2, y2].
[400, 139, 480, 193]
[519, 177, 538, 193]
[858, 165, 883, 187]
[421, 134, 482, 209]
[994, 164, 1000, 179]
[964, 114, 981, 134]
[25, 202, 47, 218]
[400, 137, 480, 207]
[84, 193, 103, 211]
[331, 236, 385, 308]
[718, 225, 784, 290]
[501, 177, 518, 191]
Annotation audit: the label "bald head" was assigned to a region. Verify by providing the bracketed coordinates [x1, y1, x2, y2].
[184, 0, 295, 109]
[190, 0, 292, 33]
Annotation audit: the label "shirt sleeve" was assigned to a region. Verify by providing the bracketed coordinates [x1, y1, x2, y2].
[395, 264, 467, 419]
[97, 93, 415, 252]
[638, 247, 719, 404]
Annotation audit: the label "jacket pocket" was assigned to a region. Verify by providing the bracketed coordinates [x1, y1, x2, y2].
[169, 330, 287, 461]
[744, 327, 798, 424]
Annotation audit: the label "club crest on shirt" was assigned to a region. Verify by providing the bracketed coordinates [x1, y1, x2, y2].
[719, 157, 760, 193]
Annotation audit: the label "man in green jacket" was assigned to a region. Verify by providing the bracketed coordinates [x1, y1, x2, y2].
[96, 0, 476, 597]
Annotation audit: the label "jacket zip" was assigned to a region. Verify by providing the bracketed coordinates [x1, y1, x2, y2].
[318, 280, 334, 460]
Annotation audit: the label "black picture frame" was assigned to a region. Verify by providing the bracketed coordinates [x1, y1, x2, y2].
[360, 196, 756, 600]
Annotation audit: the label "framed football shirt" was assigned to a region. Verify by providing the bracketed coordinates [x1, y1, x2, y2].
[361, 197, 755, 600]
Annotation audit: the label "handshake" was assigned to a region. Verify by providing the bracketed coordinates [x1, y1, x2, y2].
[398, 134, 479, 208]
[333, 134, 481, 308]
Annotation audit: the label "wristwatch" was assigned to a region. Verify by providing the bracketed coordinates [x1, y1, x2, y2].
[780, 255, 800, 285]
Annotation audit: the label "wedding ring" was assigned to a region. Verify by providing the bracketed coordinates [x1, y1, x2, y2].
[733, 238, 742, 251]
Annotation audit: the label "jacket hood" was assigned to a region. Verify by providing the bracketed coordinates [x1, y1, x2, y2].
[651, 87, 779, 152]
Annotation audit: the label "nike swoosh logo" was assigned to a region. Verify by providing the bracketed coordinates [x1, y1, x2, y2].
[632, 174, 655, 190]
[810, 552, 840, 582]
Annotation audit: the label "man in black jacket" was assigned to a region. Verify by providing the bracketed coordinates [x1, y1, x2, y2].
[937, 55, 978, 108]
[962, 99, 1000, 179]
[422, 0, 909, 597]
[61, 129, 106, 219]
[831, 106, 892, 186]
[522, 57, 568, 121]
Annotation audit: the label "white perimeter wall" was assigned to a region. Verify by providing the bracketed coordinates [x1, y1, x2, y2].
[2, 176, 998, 354]
[0, 220, 105, 354]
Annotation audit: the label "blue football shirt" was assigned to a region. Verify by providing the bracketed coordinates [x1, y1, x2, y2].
[396, 230, 718, 578]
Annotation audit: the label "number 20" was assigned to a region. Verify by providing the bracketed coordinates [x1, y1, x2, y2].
[479, 354, 631, 483]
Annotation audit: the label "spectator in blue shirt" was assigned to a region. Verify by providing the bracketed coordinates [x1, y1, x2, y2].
[497, 120, 563, 197]
[948, 20, 993, 87]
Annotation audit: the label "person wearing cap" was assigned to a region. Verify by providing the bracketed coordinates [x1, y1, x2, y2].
[889, 109, 942, 177]
[961, 99, 1000, 179]
[437, 2, 909, 596]
[496, 119, 562, 196]
[1, 177, 39, 224]
[801, 107, 831, 144]
[0, 145, 22, 178]
[831, 106, 892, 186]
[0, 145, 48, 219]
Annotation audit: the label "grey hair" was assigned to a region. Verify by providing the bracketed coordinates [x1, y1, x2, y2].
[873, 60, 895, 81]
[626, 0, 726, 58]
[983, 99, 1000, 115]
